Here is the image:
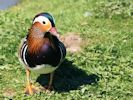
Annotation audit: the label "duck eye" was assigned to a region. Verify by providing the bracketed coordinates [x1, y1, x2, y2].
[43, 21, 46, 24]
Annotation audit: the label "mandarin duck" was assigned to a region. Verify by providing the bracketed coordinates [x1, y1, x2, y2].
[18, 12, 66, 95]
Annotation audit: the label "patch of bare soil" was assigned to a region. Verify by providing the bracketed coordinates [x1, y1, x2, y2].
[3, 88, 16, 98]
[60, 32, 83, 53]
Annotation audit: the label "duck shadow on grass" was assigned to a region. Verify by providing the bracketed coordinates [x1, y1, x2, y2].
[36, 59, 99, 92]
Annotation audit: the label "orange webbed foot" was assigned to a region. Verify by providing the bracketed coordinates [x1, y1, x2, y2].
[24, 83, 39, 95]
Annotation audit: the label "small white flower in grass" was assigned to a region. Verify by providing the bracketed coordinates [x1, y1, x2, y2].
[84, 11, 93, 17]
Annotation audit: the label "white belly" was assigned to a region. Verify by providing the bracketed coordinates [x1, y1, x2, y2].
[27, 64, 58, 74]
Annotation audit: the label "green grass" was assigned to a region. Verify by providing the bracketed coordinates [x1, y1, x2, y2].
[0, 0, 133, 99]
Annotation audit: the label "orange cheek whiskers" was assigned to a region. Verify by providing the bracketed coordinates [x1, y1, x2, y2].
[27, 37, 44, 54]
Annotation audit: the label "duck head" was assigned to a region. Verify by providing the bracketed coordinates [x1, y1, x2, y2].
[29, 12, 59, 38]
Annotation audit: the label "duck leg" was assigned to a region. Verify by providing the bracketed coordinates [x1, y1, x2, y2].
[24, 69, 38, 95]
[45, 72, 54, 91]
[48, 72, 54, 89]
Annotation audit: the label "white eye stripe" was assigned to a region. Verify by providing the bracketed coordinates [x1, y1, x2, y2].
[33, 16, 50, 25]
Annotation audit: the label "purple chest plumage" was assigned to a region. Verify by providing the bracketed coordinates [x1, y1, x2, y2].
[25, 43, 61, 67]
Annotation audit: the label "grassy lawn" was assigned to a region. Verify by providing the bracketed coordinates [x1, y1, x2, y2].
[0, 0, 133, 99]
